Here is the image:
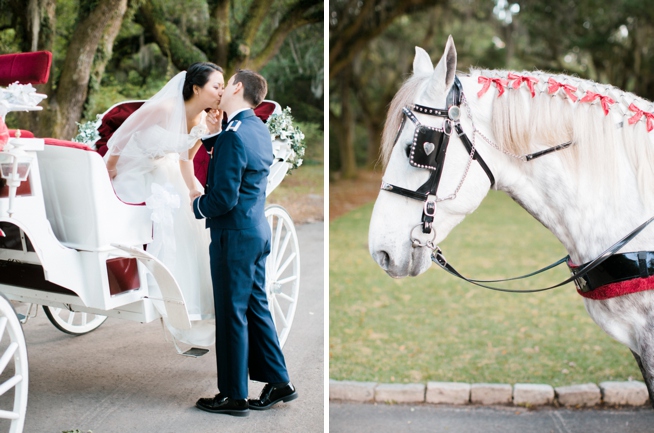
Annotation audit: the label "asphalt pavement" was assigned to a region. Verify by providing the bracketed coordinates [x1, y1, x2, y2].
[330, 402, 654, 433]
[12, 222, 324, 433]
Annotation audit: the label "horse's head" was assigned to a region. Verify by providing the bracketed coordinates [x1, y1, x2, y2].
[369, 36, 494, 278]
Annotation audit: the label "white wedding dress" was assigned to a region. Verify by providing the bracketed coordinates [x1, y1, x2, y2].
[104, 73, 215, 347]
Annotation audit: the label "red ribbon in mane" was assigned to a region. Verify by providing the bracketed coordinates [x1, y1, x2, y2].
[547, 78, 578, 102]
[580, 91, 614, 115]
[477, 76, 509, 98]
[507, 73, 539, 97]
[628, 103, 654, 132]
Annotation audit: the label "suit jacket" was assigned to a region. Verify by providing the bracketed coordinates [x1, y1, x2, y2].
[193, 109, 273, 230]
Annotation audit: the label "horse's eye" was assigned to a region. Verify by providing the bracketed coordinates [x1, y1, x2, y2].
[405, 144, 411, 158]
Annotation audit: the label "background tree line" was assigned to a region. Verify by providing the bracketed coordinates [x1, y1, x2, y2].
[0, 0, 323, 148]
[329, 0, 654, 179]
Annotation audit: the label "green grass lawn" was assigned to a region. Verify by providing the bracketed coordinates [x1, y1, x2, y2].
[330, 190, 641, 386]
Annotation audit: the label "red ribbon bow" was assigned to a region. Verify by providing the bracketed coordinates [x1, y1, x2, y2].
[507, 73, 539, 97]
[547, 78, 578, 102]
[477, 76, 509, 98]
[580, 91, 615, 115]
[628, 103, 654, 132]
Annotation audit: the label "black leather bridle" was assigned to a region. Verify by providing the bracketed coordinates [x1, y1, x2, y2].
[380, 77, 494, 247]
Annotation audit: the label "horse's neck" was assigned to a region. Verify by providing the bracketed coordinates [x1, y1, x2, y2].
[489, 133, 651, 264]
[458, 76, 653, 263]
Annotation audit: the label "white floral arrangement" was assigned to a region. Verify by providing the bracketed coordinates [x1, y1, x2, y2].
[0, 82, 47, 117]
[72, 114, 102, 149]
[267, 106, 306, 172]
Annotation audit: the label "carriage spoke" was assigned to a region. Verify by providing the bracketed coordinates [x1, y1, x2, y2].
[0, 317, 7, 345]
[0, 375, 22, 397]
[272, 298, 288, 327]
[275, 252, 297, 280]
[81, 312, 88, 325]
[273, 232, 292, 269]
[272, 217, 284, 265]
[66, 312, 75, 325]
[0, 342, 18, 374]
[275, 292, 295, 303]
[276, 275, 298, 285]
[0, 409, 20, 420]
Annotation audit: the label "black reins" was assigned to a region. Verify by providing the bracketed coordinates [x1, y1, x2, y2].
[380, 76, 654, 293]
[432, 215, 654, 293]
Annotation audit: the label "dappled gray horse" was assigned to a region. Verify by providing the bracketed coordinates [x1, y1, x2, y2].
[369, 36, 654, 406]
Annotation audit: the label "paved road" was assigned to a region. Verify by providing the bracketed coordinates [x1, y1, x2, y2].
[330, 402, 654, 433]
[13, 222, 323, 433]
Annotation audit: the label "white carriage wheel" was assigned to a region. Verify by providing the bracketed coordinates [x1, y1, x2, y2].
[265, 205, 300, 348]
[42, 306, 107, 335]
[0, 295, 28, 433]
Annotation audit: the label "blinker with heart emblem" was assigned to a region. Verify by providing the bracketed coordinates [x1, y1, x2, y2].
[423, 142, 435, 155]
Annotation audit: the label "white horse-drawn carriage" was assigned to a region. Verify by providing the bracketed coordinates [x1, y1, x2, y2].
[0, 51, 301, 432]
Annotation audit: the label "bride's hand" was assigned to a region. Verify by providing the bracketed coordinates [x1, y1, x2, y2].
[107, 166, 117, 179]
[189, 189, 202, 201]
[206, 109, 223, 135]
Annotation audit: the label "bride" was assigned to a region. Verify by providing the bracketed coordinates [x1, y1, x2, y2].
[104, 62, 224, 347]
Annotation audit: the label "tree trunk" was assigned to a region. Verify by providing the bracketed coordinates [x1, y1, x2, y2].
[50, 0, 129, 139]
[14, 0, 56, 136]
[139, 0, 207, 71]
[210, 0, 231, 69]
[365, 118, 383, 169]
[338, 67, 357, 179]
[86, 0, 129, 119]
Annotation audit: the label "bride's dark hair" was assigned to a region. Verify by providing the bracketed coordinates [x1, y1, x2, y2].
[183, 62, 224, 101]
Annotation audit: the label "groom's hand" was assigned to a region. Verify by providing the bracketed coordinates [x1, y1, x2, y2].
[206, 109, 223, 135]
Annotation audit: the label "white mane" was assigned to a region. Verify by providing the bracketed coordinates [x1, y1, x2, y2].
[381, 68, 654, 210]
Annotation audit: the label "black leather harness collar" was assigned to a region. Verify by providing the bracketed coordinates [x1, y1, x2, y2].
[570, 251, 654, 293]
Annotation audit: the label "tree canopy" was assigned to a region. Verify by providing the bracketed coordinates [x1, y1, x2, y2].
[329, 0, 654, 178]
[0, 0, 323, 138]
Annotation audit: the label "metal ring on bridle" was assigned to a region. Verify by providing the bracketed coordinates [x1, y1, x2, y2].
[410, 224, 437, 249]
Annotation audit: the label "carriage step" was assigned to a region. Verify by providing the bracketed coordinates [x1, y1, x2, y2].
[180, 347, 209, 358]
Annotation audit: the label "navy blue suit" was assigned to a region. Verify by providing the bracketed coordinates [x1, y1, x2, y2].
[193, 109, 289, 400]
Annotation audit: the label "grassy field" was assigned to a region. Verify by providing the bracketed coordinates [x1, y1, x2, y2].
[330, 190, 642, 386]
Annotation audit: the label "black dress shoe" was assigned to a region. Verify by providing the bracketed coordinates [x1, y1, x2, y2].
[196, 393, 249, 416]
[248, 382, 298, 410]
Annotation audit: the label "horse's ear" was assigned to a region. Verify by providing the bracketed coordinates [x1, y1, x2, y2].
[429, 35, 457, 99]
[413, 47, 433, 76]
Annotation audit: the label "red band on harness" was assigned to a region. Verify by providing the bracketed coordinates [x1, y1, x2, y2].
[577, 275, 654, 300]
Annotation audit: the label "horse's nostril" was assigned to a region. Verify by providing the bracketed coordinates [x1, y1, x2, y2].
[375, 250, 390, 269]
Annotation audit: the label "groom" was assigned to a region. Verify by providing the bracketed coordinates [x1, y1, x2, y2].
[192, 69, 297, 417]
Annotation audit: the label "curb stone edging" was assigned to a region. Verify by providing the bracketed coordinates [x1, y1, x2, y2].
[329, 379, 650, 407]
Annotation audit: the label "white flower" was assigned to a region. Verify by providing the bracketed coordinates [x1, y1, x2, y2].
[266, 106, 307, 174]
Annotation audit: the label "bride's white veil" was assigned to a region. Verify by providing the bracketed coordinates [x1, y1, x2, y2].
[106, 71, 191, 160]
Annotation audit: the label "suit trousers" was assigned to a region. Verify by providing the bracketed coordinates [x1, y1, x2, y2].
[209, 220, 289, 399]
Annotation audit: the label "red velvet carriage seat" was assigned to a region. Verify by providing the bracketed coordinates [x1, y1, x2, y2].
[0, 51, 51, 139]
[0, 51, 52, 86]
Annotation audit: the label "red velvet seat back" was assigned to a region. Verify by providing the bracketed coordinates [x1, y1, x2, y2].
[0, 51, 52, 86]
[95, 102, 145, 157]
